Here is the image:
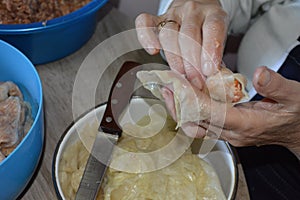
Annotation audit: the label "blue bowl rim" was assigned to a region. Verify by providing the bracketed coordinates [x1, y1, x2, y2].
[0, 0, 108, 34]
[0, 40, 43, 167]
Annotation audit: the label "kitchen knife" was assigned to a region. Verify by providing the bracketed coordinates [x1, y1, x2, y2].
[75, 61, 141, 200]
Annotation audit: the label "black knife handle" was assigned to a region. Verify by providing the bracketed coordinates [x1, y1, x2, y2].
[99, 61, 141, 136]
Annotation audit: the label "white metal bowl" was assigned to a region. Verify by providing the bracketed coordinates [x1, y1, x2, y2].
[53, 97, 237, 199]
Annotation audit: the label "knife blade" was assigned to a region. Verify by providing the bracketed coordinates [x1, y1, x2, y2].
[75, 61, 141, 200]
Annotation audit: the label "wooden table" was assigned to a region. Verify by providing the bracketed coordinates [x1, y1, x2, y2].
[19, 4, 250, 200]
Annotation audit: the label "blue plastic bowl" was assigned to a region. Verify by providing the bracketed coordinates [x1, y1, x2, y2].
[0, 40, 44, 199]
[0, 0, 108, 65]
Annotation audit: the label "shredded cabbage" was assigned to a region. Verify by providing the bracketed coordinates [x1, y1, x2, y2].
[59, 116, 226, 200]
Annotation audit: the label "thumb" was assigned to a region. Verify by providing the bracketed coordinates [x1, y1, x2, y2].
[253, 66, 300, 104]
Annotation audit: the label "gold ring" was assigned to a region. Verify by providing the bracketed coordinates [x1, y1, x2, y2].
[157, 19, 180, 31]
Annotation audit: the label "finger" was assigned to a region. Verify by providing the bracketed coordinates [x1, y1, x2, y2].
[205, 102, 260, 131]
[198, 120, 225, 138]
[201, 11, 228, 77]
[135, 13, 162, 55]
[181, 122, 206, 138]
[213, 101, 283, 133]
[218, 128, 263, 147]
[161, 87, 177, 121]
[162, 88, 207, 139]
[162, 87, 209, 139]
[159, 21, 185, 74]
[198, 121, 246, 145]
[195, 120, 230, 139]
[179, 14, 205, 89]
[218, 129, 246, 147]
[253, 66, 300, 105]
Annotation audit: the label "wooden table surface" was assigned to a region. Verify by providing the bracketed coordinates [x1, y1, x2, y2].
[19, 4, 250, 200]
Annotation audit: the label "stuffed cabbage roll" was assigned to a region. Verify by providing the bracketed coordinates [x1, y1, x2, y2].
[205, 67, 248, 103]
[136, 68, 248, 126]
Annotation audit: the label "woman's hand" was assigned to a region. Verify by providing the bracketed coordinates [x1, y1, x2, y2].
[135, 0, 228, 89]
[166, 66, 300, 158]
[218, 67, 300, 157]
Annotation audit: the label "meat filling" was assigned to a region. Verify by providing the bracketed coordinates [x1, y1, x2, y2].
[0, 0, 92, 24]
[0, 82, 32, 162]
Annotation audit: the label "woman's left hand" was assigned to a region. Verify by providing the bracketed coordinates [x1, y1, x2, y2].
[135, 0, 228, 89]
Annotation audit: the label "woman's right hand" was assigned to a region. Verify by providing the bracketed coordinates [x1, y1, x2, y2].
[135, 0, 229, 89]
[163, 66, 300, 159]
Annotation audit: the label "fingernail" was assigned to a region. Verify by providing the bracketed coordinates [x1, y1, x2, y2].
[202, 61, 214, 76]
[145, 48, 157, 55]
[161, 87, 171, 99]
[258, 68, 271, 87]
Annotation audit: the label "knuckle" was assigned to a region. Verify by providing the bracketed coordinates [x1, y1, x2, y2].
[219, 9, 228, 18]
[164, 9, 176, 17]
[210, 7, 227, 17]
[165, 54, 181, 66]
[204, 17, 226, 32]
[159, 28, 172, 40]
[180, 23, 199, 38]
[135, 13, 148, 22]
[184, 63, 196, 74]
[183, 1, 200, 11]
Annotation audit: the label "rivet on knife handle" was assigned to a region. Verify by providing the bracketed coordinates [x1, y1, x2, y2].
[75, 61, 141, 200]
[99, 61, 141, 135]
